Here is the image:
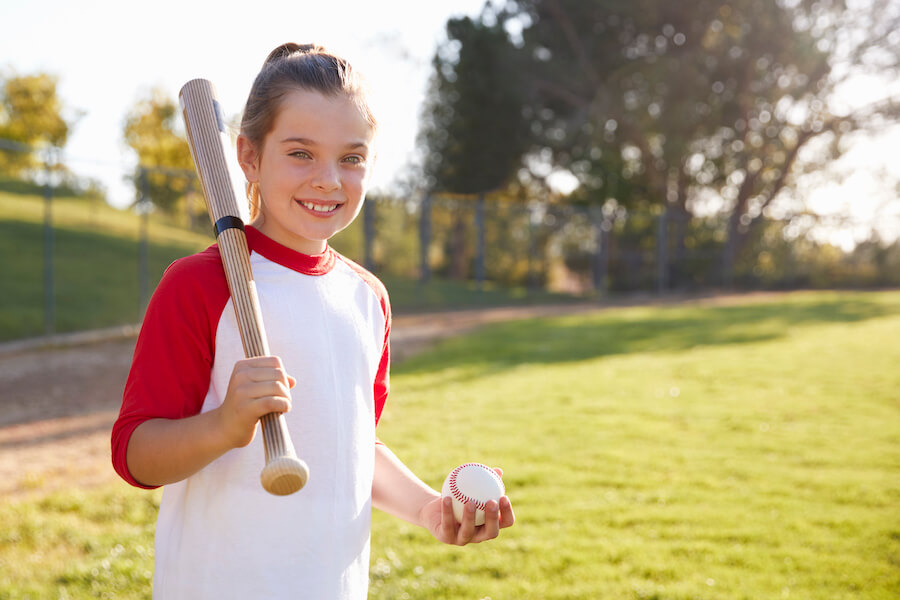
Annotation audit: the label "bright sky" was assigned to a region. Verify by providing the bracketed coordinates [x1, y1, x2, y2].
[1, 0, 898, 249]
[0, 0, 487, 206]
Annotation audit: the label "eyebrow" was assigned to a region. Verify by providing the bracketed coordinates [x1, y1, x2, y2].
[279, 137, 369, 151]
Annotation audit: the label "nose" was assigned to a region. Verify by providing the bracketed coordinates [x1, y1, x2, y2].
[312, 161, 341, 192]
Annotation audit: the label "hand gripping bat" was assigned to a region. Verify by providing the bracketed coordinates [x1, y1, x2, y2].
[179, 78, 309, 496]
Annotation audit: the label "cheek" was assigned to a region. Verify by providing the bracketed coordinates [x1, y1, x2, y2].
[344, 171, 369, 197]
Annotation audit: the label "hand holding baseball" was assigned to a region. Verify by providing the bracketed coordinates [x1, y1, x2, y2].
[421, 465, 515, 546]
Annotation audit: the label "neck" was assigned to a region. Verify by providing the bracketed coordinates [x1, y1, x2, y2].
[249, 216, 327, 255]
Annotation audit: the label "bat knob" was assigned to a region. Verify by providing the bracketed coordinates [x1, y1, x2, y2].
[260, 457, 310, 496]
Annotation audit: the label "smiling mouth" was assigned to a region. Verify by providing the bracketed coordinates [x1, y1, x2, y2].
[298, 200, 341, 213]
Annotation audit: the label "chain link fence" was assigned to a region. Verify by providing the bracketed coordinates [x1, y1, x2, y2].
[2, 141, 899, 342]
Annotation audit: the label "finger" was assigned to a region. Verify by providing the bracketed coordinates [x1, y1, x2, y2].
[252, 395, 291, 415]
[440, 496, 457, 542]
[493, 467, 504, 479]
[230, 362, 288, 392]
[287, 375, 297, 388]
[236, 355, 283, 371]
[235, 380, 291, 404]
[256, 355, 285, 368]
[228, 379, 291, 425]
[245, 366, 292, 386]
[456, 501, 478, 545]
[498, 496, 516, 528]
[478, 499, 501, 540]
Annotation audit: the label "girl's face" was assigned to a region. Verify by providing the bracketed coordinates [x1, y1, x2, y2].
[237, 89, 376, 255]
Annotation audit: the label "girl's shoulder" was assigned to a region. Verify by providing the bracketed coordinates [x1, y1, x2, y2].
[332, 251, 390, 309]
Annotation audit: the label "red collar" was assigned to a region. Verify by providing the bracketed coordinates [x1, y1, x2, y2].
[244, 226, 336, 275]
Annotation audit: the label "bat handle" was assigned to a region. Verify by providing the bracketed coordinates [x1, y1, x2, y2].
[180, 78, 309, 496]
[218, 229, 308, 495]
[260, 413, 309, 495]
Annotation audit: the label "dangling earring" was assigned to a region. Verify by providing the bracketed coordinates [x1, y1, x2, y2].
[247, 182, 260, 220]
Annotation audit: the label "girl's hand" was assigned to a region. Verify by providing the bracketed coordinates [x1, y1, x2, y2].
[420, 468, 516, 546]
[217, 356, 296, 449]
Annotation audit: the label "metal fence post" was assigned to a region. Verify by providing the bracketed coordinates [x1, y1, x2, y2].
[475, 192, 486, 290]
[138, 168, 150, 319]
[657, 207, 668, 295]
[42, 153, 55, 336]
[591, 206, 608, 294]
[528, 204, 539, 291]
[419, 192, 432, 284]
[363, 196, 376, 272]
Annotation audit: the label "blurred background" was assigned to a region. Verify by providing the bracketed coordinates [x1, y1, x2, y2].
[2, 4, 899, 598]
[1, 0, 898, 342]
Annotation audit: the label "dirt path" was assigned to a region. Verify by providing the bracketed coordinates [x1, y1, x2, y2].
[0, 303, 601, 500]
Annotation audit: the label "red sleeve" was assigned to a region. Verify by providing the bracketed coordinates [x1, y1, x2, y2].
[335, 254, 391, 426]
[110, 245, 230, 488]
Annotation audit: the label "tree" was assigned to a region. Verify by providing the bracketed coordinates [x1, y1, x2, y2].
[418, 7, 532, 279]
[0, 72, 70, 177]
[419, 9, 530, 195]
[712, 0, 900, 283]
[123, 87, 194, 214]
[507, 0, 900, 286]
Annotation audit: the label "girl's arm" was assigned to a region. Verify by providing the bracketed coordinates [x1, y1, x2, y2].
[372, 443, 515, 546]
[126, 356, 294, 487]
[126, 411, 236, 487]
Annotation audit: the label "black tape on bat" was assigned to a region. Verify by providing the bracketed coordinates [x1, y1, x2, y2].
[214, 215, 245, 237]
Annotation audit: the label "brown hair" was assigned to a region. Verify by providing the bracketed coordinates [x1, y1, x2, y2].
[240, 43, 377, 218]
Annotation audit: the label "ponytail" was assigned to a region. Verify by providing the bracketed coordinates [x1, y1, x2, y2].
[262, 43, 326, 67]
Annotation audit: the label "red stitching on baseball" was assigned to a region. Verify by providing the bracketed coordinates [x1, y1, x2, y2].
[448, 463, 494, 511]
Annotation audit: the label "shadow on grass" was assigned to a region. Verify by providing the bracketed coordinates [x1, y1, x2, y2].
[396, 293, 898, 377]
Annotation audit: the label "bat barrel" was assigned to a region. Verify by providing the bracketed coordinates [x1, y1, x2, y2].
[180, 78, 308, 496]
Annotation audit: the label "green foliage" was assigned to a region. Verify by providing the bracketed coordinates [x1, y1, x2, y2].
[419, 10, 530, 195]
[122, 88, 197, 214]
[0, 71, 70, 177]
[426, 0, 900, 283]
[331, 195, 422, 277]
[2, 291, 898, 598]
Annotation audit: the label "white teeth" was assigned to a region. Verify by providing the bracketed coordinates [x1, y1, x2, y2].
[300, 201, 338, 213]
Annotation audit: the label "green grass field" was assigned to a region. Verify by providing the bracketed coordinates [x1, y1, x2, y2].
[0, 191, 574, 342]
[1, 290, 898, 599]
[0, 191, 213, 341]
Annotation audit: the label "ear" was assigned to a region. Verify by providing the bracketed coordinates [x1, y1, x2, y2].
[236, 135, 260, 183]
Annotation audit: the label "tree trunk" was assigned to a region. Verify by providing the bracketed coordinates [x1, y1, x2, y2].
[721, 170, 757, 287]
[669, 168, 691, 289]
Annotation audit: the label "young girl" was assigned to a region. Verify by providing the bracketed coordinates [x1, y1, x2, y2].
[111, 43, 514, 599]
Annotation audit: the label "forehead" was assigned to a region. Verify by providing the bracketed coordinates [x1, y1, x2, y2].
[270, 89, 376, 145]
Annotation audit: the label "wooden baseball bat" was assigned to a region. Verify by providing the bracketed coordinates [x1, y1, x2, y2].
[179, 78, 309, 496]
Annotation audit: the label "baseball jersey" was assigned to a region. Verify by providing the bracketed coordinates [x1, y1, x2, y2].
[111, 226, 391, 599]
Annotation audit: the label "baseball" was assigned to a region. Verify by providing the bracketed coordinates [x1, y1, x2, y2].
[441, 462, 506, 526]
